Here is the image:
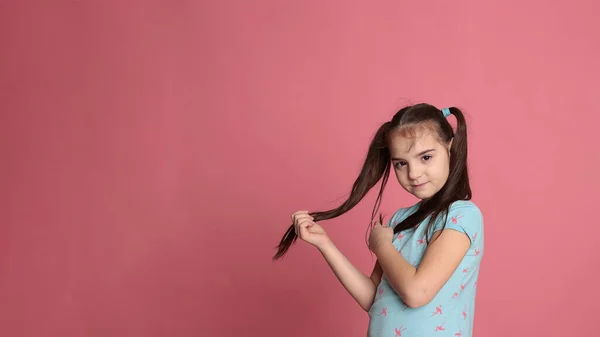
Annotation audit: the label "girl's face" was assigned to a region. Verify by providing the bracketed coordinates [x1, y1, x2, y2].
[387, 127, 452, 201]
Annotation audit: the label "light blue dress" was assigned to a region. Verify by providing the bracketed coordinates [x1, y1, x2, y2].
[367, 200, 484, 337]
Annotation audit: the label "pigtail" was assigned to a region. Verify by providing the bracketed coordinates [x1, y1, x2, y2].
[272, 122, 392, 260]
[445, 107, 471, 201]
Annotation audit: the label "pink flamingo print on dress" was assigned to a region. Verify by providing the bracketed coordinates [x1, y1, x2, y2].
[451, 214, 463, 224]
[378, 287, 384, 296]
[452, 292, 459, 299]
[377, 307, 387, 317]
[397, 233, 404, 240]
[394, 326, 407, 336]
[462, 268, 469, 273]
[455, 330, 463, 337]
[417, 238, 426, 246]
[460, 283, 466, 292]
[435, 322, 446, 332]
[462, 305, 467, 319]
[467, 248, 480, 256]
[473, 232, 478, 241]
[431, 305, 443, 317]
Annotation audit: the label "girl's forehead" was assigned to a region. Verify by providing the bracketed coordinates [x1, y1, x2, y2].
[388, 129, 441, 155]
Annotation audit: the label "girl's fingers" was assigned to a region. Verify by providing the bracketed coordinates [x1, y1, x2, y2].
[291, 210, 311, 224]
[297, 218, 312, 230]
[296, 218, 313, 237]
[292, 213, 313, 225]
[291, 211, 314, 237]
[291, 210, 308, 219]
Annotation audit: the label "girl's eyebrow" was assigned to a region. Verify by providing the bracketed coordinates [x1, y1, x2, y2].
[391, 149, 436, 161]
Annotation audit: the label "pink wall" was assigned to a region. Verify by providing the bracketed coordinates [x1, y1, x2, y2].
[1, 1, 599, 336]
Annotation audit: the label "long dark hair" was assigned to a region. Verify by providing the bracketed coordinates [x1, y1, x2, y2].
[272, 103, 471, 260]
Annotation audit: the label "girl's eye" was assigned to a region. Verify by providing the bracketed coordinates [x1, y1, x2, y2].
[423, 155, 432, 161]
[395, 161, 406, 168]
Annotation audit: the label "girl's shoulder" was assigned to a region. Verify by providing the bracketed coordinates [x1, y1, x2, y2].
[447, 200, 483, 217]
[436, 200, 484, 236]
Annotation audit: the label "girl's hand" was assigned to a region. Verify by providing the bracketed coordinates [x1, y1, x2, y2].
[292, 210, 331, 249]
[369, 220, 394, 254]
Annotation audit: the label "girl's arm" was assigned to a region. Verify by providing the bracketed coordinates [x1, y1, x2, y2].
[375, 229, 470, 308]
[318, 240, 382, 312]
[374, 204, 482, 308]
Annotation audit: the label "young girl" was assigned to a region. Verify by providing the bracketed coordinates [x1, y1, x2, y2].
[274, 103, 484, 337]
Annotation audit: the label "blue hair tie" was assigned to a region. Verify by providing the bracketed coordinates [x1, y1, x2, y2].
[441, 108, 451, 118]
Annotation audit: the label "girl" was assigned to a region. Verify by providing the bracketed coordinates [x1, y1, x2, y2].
[274, 103, 484, 337]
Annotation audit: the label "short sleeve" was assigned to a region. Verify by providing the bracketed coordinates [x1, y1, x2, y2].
[429, 201, 483, 244]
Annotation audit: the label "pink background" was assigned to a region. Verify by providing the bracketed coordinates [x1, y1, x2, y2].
[1, 1, 599, 336]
